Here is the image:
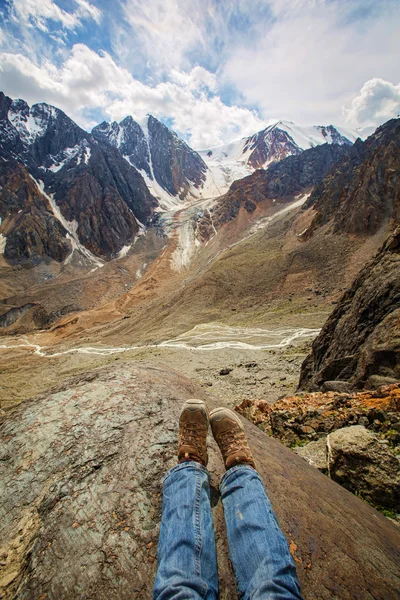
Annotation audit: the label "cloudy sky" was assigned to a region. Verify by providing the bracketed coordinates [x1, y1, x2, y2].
[0, 0, 399, 148]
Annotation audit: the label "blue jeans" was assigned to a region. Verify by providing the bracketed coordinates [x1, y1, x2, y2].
[153, 462, 303, 600]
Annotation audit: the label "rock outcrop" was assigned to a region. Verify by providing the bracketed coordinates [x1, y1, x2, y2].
[299, 228, 400, 391]
[1, 363, 400, 599]
[236, 384, 400, 448]
[305, 118, 400, 235]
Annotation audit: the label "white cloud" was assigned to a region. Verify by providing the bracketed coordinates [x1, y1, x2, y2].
[10, 0, 101, 32]
[170, 67, 217, 94]
[343, 78, 400, 127]
[222, 0, 400, 125]
[0, 44, 264, 148]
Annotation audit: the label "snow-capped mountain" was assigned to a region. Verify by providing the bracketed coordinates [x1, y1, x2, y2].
[0, 92, 155, 262]
[199, 120, 361, 194]
[92, 115, 219, 209]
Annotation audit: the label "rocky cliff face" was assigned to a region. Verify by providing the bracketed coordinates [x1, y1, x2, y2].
[305, 118, 400, 235]
[0, 160, 71, 262]
[0, 92, 156, 261]
[92, 114, 208, 201]
[1, 362, 399, 600]
[299, 227, 400, 391]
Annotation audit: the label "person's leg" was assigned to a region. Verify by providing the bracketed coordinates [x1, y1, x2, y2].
[210, 408, 303, 600]
[153, 401, 218, 600]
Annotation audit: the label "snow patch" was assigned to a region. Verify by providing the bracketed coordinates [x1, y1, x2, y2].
[170, 218, 198, 272]
[48, 145, 81, 172]
[117, 245, 131, 259]
[136, 262, 147, 279]
[83, 145, 91, 164]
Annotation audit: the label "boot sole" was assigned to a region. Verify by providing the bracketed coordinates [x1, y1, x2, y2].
[209, 407, 244, 430]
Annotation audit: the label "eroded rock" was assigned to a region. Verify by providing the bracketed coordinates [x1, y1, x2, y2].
[299, 227, 400, 391]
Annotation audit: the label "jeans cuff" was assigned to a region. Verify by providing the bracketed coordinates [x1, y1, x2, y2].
[163, 460, 210, 484]
[219, 464, 259, 492]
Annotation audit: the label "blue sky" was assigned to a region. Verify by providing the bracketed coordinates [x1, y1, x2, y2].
[0, 0, 399, 148]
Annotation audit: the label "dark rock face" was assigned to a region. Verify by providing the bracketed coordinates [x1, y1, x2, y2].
[147, 115, 207, 197]
[205, 143, 350, 232]
[305, 118, 400, 235]
[0, 92, 157, 260]
[93, 114, 208, 199]
[0, 160, 71, 262]
[92, 117, 151, 176]
[299, 228, 400, 391]
[48, 142, 156, 256]
[236, 142, 351, 201]
[1, 363, 400, 599]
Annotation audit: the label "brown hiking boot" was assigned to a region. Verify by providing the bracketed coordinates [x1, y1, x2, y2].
[178, 399, 209, 466]
[210, 407, 256, 470]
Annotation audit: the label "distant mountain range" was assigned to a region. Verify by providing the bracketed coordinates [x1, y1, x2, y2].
[0, 91, 368, 264]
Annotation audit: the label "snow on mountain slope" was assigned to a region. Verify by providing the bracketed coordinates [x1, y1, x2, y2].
[92, 115, 209, 209]
[199, 120, 362, 195]
[8, 99, 58, 143]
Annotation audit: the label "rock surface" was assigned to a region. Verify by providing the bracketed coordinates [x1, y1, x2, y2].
[299, 227, 400, 390]
[328, 425, 400, 509]
[1, 363, 400, 599]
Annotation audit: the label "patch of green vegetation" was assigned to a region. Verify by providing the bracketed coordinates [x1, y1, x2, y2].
[379, 507, 399, 520]
[290, 438, 309, 449]
[354, 492, 399, 522]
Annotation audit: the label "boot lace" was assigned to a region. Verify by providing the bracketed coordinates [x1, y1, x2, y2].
[218, 429, 246, 457]
[180, 422, 207, 452]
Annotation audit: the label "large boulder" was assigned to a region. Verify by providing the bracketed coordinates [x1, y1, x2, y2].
[295, 425, 400, 510]
[1, 363, 400, 599]
[328, 425, 400, 510]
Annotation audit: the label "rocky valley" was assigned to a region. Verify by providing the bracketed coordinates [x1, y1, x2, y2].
[0, 91, 399, 599]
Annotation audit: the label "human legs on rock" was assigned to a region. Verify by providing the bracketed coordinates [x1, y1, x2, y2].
[154, 402, 302, 600]
[153, 400, 218, 600]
